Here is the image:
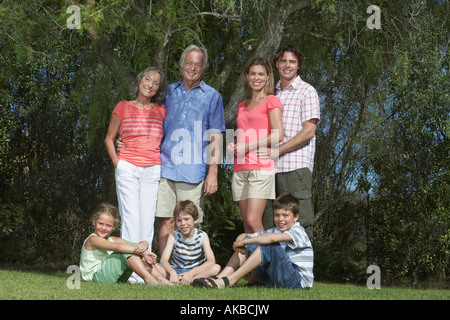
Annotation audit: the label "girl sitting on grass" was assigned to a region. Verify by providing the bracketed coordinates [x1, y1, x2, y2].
[80, 203, 171, 286]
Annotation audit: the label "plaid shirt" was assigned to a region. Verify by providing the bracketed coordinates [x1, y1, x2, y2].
[275, 76, 320, 173]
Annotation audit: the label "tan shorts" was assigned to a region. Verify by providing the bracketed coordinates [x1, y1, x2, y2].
[232, 170, 275, 201]
[156, 178, 204, 223]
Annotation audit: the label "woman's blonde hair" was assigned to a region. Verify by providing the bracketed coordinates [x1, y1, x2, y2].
[242, 57, 274, 99]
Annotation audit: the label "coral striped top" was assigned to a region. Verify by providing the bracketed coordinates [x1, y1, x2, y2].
[113, 101, 166, 167]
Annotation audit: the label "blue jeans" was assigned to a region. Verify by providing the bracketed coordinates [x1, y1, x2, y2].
[174, 268, 192, 274]
[247, 242, 303, 289]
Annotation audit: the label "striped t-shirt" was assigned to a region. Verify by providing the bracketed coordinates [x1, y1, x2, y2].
[170, 228, 206, 269]
[113, 101, 166, 167]
[256, 222, 314, 288]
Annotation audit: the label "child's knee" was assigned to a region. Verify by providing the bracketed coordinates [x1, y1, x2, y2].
[127, 254, 141, 265]
[212, 264, 221, 275]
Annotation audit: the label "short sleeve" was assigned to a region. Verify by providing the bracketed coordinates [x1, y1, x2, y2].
[208, 91, 226, 132]
[266, 95, 282, 114]
[301, 88, 320, 124]
[112, 101, 127, 122]
[285, 224, 309, 250]
[159, 104, 167, 121]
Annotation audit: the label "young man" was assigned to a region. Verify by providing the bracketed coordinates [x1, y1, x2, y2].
[194, 194, 314, 289]
[261, 45, 320, 242]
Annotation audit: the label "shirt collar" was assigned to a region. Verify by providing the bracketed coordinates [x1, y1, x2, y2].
[174, 79, 206, 92]
[275, 75, 303, 92]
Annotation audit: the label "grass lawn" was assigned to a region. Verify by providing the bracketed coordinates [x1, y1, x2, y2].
[0, 267, 448, 301]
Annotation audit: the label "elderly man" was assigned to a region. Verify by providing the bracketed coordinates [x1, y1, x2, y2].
[156, 45, 226, 254]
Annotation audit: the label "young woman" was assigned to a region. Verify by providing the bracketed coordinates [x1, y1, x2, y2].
[228, 57, 284, 233]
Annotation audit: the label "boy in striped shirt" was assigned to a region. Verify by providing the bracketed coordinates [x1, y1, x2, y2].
[194, 193, 313, 289]
[160, 200, 220, 285]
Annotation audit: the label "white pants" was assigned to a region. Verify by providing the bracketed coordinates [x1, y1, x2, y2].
[115, 160, 160, 249]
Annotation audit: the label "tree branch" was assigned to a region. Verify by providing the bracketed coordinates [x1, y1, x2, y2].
[223, 0, 311, 125]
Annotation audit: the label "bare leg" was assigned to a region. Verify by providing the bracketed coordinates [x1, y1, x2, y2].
[146, 261, 173, 286]
[127, 255, 160, 285]
[193, 264, 221, 280]
[239, 198, 266, 285]
[217, 251, 248, 278]
[158, 217, 174, 255]
[240, 198, 266, 233]
[207, 247, 263, 288]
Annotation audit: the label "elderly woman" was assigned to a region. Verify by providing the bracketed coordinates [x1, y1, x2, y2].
[104, 66, 168, 283]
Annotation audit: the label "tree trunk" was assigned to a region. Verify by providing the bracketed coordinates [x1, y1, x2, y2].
[224, 0, 311, 126]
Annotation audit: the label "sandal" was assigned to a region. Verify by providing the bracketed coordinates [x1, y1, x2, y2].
[193, 278, 213, 288]
[192, 276, 218, 287]
[221, 277, 231, 288]
[193, 277, 231, 289]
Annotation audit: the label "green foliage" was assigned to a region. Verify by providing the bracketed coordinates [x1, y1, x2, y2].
[285, 0, 449, 286]
[202, 164, 242, 266]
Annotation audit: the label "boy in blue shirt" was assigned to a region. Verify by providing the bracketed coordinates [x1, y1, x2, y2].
[194, 193, 313, 289]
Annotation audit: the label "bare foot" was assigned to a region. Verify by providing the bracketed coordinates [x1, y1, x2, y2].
[159, 277, 174, 286]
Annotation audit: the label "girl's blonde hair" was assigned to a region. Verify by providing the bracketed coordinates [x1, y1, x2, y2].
[91, 203, 120, 225]
[243, 57, 274, 99]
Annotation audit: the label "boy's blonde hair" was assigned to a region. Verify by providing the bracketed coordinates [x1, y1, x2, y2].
[173, 200, 199, 220]
[273, 194, 299, 216]
[92, 203, 120, 225]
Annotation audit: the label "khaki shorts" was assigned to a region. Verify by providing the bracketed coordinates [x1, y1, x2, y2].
[156, 178, 205, 223]
[232, 170, 275, 201]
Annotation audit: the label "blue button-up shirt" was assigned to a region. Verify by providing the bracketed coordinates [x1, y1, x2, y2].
[160, 80, 226, 183]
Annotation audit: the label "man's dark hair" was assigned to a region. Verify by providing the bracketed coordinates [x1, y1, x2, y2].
[273, 44, 304, 71]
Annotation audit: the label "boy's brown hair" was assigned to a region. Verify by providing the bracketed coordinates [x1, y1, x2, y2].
[272, 194, 299, 216]
[173, 200, 199, 220]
